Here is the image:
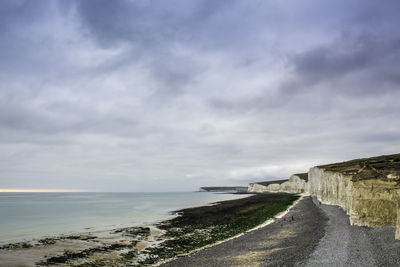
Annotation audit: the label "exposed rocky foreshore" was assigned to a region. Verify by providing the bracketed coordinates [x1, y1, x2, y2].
[2, 153, 400, 266]
[0, 193, 298, 266]
[163, 196, 400, 266]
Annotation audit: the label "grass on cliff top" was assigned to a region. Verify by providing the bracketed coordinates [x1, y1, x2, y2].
[318, 153, 400, 181]
[138, 193, 299, 266]
[294, 173, 308, 182]
[256, 179, 289, 187]
[254, 173, 308, 187]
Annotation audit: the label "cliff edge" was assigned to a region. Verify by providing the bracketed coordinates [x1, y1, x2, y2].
[248, 153, 400, 240]
[248, 174, 307, 194]
[307, 153, 400, 239]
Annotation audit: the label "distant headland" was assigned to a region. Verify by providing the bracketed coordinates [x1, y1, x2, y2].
[199, 186, 248, 193]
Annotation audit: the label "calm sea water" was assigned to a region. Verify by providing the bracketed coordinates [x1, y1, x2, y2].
[0, 192, 248, 244]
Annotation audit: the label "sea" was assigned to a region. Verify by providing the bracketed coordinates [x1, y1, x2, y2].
[0, 192, 248, 245]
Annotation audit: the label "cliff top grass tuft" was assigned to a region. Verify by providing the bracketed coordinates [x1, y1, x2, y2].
[294, 173, 308, 182]
[318, 153, 400, 182]
[255, 179, 289, 187]
[252, 173, 308, 187]
[200, 186, 248, 192]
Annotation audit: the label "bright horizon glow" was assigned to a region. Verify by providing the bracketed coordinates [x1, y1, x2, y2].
[0, 189, 88, 193]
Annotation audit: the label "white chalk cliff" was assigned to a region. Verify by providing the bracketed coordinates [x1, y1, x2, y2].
[248, 174, 306, 194]
[248, 153, 400, 240]
[307, 165, 400, 239]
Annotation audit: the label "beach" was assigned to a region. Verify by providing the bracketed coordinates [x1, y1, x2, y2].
[163, 196, 400, 266]
[0, 193, 297, 266]
[2, 193, 399, 266]
[0, 192, 249, 245]
[161, 196, 326, 266]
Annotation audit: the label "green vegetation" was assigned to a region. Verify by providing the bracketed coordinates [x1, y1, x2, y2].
[112, 226, 150, 239]
[0, 241, 33, 250]
[34, 229, 142, 266]
[37, 242, 138, 266]
[318, 153, 400, 182]
[138, 193, 299, 265]
[199, 186, 248, 192]
[33, 194, 299, 266]
[0, 234, 99, 251]
[294, 173, 308, 182]
[256, 179, 288, 186]
[255, 173, 308, 187]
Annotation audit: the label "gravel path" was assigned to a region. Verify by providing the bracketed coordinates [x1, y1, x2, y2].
[304, 197, 400, 267]
[161, 196, 328, 267]
[304, 197, 376, 267]
[161, 196, 400, 267]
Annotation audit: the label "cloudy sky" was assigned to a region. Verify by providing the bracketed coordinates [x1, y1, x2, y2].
[1, 0, 400, 192]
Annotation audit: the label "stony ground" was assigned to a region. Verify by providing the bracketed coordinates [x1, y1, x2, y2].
[0, 193, 298, 267]
[161, 196, 328, 267]
[304, 197, 400, 267]
[3, 195, 400, 266]
[161, 196, 400, 267]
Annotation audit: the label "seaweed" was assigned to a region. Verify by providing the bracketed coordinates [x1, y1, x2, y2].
[137, 193, 299, 265]
[37, 243, 136, 265]
[112, 227, 150, 240]
[25, 193, 298, 267]
[0, 241, 33, 250]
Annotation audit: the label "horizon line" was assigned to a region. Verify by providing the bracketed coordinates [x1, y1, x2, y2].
[0, 189, 202, 193]
[0, 189, 89, 193]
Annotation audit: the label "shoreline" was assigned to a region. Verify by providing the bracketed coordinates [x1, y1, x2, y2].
[0, 192, 251, 246]
[161, 196, 328, 267]
[139, 193, 299, 265]
[155, 194, 303, 266]
[0, 193, 298, 266]
[161, 196, 400, 266]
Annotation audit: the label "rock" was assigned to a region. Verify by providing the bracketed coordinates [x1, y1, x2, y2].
[306, 153, 400, 240]
[249, 153, 400, 240]
[248, 174, 306, 194]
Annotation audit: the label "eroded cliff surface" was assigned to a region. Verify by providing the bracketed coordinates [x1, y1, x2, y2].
[248, 153, 400, 239]
[307, 153, 400, 239]
[248, 174, 307, 194]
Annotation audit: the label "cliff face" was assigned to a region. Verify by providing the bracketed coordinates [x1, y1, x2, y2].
[248, 153, 400, 240]
[247, 183, 268, 193]
[281, 175, 307, 193]
[307, 167, 400, 225]
[307, 154, 400, 240]
[248, 175, 306, 194]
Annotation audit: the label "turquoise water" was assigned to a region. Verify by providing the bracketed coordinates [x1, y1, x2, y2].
[0, 192, 248, 244]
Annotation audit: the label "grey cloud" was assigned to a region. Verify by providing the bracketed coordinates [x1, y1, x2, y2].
[1, 0, 400, 191]
[208, 32, 400, 115]
[289, 34, 400, 94]
[76, 0, 234, 48]
[357, 131, 400, 143]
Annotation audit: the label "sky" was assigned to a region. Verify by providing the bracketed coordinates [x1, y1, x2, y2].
[1, 0, 400, 192]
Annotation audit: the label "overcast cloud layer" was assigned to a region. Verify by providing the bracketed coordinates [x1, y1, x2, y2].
[1, 0, 400, 191]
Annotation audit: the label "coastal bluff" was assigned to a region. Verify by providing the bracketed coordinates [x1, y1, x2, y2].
[248, 153, 400, 240]
[199, 186, 248, 193]
[248, 174, 307, 194]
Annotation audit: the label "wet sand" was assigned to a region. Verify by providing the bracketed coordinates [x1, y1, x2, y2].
[3, 195, 400, 266]
[0, 193, 296, 266]
[0, 226, 164, 267]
